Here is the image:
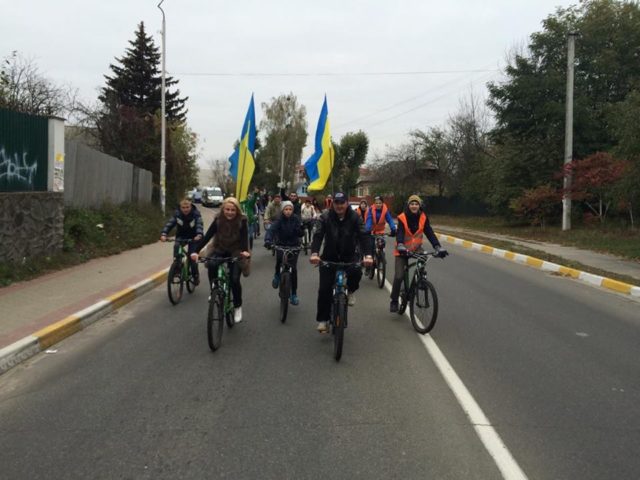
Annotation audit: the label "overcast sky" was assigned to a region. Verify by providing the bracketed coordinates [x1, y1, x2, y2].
[3, 0, 575, 167]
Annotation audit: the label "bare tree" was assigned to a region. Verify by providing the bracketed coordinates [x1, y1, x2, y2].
[0, 52, 78, 117]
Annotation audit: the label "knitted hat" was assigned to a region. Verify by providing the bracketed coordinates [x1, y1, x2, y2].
[281, 200, 294, 210]
[407, 194, 422, 205]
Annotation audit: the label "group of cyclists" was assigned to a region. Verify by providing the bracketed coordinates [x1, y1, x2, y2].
[160, 187, 448, 332]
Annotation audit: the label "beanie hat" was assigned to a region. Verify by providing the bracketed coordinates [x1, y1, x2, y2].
[407, 194, 422, 205]
[281, 200, 294, 210]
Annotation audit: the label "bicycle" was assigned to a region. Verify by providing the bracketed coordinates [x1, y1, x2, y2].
[367, 234, 388, 288]
[319, 260, 362, 362]
[199, 256, 240, 351]
[272, 245, 301, 323]
[166, 238, 199, 305]
[397, 250, 439, 334]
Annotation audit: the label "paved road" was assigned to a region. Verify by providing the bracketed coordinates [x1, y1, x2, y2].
[0, 239, 638, 479]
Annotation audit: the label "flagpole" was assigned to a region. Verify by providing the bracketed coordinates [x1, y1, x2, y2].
[330, 141, 334, 194]
[237, 138, 246, 200]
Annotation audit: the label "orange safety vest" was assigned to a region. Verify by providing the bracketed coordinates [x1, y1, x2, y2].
[356, 206, 367, 222]
[394, 212, 427, 256]
[367, 204, 389, 235]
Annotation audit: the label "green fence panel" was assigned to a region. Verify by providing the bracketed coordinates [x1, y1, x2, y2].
[0, 108, 49, 192]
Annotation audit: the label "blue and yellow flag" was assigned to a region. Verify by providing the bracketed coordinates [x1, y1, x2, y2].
[229, 95, 256, 201]
[304, 96, 334, 191]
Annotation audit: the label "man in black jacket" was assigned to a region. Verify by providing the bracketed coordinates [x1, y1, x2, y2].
[309, 192, 373, 333]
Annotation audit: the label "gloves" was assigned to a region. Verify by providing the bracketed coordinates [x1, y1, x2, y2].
[397, 243, 407, 254]
[435, 246, 448, 258]
[389, 230, 396, 237]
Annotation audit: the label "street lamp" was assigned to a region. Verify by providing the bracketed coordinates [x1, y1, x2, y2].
[158, 0, 167, 214]
[279, 96, 292, 190]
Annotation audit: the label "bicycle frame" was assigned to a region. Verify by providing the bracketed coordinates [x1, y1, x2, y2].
[402, 252, 433, 293]
[202, 256, 239, 316]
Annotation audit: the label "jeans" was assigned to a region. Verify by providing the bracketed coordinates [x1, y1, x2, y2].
[316, 264, 362, 322]
[390, 256, 408, 302]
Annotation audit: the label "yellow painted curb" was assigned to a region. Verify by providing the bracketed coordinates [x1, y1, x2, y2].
[35, 315, 82, 350]
[601, 278, 633, 294]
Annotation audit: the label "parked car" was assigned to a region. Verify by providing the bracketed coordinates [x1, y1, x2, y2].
[202, 186, 224, 207]
[349, 202, 360, 211]
[189, 188, 202, 204]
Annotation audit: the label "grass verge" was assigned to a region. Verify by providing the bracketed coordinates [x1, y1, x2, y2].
[0, 203, 164, 287]
[431, 215, 640, 261]
[435, 227, 640, 287]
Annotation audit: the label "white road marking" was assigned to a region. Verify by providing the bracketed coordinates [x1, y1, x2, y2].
[384, 278, 529, 480]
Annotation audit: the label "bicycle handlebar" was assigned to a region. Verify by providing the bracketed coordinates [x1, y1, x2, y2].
[272, 245, 302, 253]
[197, 256, 241, 264]
[318, 260, 362, 269]
[165, 237, 195, 244]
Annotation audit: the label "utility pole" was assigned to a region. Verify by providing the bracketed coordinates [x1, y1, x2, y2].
[158, 0, 167, 214]
[279, 97, 292, 190]
[562, 32, 577, 231]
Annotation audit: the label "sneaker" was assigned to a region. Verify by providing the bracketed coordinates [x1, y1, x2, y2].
[317, 321, 329, 333]
[290, 294, 299, 306]
[234, 307, 243, 323]
[390, 301, 398, 313]
[348, 293, 356, 307]
[272, 273, 280, 289]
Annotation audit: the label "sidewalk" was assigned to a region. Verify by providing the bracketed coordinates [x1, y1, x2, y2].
[0, 207, 216, 353]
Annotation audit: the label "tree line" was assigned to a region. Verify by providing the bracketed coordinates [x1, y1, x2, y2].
[372, 0, 640, 228]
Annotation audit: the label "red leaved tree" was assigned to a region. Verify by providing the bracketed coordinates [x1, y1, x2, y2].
[563, 152, 630, 224]
[510, 184, 561, 228]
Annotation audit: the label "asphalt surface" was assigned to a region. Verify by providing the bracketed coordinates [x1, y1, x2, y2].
[0, 237, 638, 479]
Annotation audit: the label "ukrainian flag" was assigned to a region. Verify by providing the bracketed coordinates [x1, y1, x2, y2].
[305, 96, 334, 191]
[229, 95, 256, 202]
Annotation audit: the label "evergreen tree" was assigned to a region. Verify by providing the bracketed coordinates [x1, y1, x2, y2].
[99, 22, 187, 121]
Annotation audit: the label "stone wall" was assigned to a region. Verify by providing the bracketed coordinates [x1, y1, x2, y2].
[0, 192, 64, 262]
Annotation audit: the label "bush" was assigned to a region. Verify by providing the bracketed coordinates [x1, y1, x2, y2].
[510, 185, 560, 228]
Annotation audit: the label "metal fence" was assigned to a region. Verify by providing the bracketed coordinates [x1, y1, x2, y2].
[0, 108, 49, 192]
[64, 141, 152, 207]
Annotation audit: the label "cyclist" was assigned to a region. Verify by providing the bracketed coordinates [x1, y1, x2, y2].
[364, 195, 397, 275]
[264, 200, 304, 305]
[309, 192, 373, 333]
[197, 197, 251, 323]
[355, 200, 368, 224]
[160, 197, 203, 284]
[240, 188, 260, 247]
[390, 194, 447, 313]
[280, 188, 302, 217]
[264, 193, 282, 229]
[301, 198, 317, 246]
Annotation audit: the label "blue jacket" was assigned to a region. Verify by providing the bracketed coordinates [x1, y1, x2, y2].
[265, 213, 303, 247]
[365, 206, 397, 234]
[161, 205, 204, 239]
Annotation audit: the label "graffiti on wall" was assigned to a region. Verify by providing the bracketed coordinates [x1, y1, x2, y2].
[0, 147, 39, 188]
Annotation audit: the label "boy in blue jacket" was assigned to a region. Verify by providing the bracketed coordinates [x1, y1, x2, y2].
[160, 198, 204, 283]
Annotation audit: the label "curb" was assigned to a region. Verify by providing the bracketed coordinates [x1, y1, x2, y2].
[0, 269, 168, 375]
[436, 233, 640, 299]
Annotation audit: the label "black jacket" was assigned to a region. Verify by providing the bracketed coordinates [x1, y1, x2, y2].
[161, 205, 203, 239]
[280, 188, 302, 217]
[266, 213, 303, 246]
[311, 208, 372, 262]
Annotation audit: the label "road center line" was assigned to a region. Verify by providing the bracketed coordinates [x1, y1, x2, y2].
[384, 279, 528, 480]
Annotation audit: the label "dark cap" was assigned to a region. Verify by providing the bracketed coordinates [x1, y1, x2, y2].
[333, 192, 347, 203]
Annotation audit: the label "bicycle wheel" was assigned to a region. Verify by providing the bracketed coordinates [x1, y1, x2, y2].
[279, 270, 290, 323]
[410, 279, 439, 334]
[167, 261, 184, 305]
[207, 289, 224, 351]
[225, 299, 235, 328]
[186, 262, 197, 294]
[376, 253, 386, 288]
[333, 294, 347, 362]
[398, 281, 408, 315]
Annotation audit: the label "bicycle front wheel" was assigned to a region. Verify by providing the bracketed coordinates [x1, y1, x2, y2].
[410, 279, 439, 334]
[333, 294, 347, 362]
[376, 253, 386, 288]
[279, 271, 291, 323]
[207, 289, 224, 351]
[167, 261, 184, 305]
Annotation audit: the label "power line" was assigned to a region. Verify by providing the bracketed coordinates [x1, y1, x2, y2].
[170, 68, 499, 78]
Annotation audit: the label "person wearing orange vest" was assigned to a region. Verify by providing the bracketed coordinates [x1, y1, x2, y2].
[390, 194, 447, 313]
[365, 196, 397, 236]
